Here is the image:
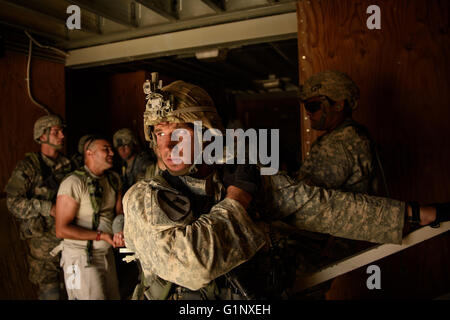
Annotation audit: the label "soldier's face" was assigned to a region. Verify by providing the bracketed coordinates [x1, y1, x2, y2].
[154, 122, 195, 173]
[117, 145, 133, 160]
[304, 97, 326, 130]
[87, 139, 114, 170]
[304, 96, 343, 130]
[41, 125, 65, 147]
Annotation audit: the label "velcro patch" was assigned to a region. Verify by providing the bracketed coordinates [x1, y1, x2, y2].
[157, 190, 191, 221]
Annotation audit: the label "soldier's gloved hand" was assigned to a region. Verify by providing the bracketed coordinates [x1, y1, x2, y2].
[223, 164, 260, 198]
[429, 202, 450, 227]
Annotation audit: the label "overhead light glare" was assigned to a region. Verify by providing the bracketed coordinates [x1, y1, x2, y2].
[195, 49, 220, 59]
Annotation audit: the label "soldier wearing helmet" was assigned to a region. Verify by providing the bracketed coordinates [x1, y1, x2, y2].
[298, 70, 379, 194]
[5, 114, 72, 299]
[295, 70, 386, 298]
[123, 74, 449, 300]
[112, 128, 155, 193]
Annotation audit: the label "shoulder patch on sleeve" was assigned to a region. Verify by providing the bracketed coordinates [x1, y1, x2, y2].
[157, 190, 191, 221]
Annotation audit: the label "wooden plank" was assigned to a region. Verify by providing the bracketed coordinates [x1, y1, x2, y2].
[295, 223, 450, 292]
[296, 0, 450, 299]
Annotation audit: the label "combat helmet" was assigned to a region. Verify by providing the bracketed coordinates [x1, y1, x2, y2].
[142, 72, 223, 175]
[299, 70, 360, 110]
[33, 114, 65, 148]
[77, 134, 94, 154]
[143, 72, 223, 145]
[113, 128, 138, 149]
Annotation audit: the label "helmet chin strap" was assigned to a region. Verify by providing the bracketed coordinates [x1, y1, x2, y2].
[311, 99, 330, 130]
[316, 109, 328, 129]
[40, 132, 63, 150]
[166, 163, 198, 177]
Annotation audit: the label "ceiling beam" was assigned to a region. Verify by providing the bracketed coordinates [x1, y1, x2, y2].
[201, 0, 225, 12]
[66, 0, 138, 27]
[0, 0, 101, 34]
[0, 0, 67, 41]
[66, 12, 297, 68]
[63, 1, 296, 50]
[135, 0, 179, 21]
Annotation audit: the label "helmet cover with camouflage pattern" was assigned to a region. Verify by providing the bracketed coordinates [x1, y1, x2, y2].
[299, 70, 360, 109]
[143, 74, 223, 144]
[113, 128, 138, 148]
[33, 114, 65, 143]
[77, 134, 95, 154]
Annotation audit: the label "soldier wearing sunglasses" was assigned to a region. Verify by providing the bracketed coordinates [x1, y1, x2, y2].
[295, 70, 384, 298]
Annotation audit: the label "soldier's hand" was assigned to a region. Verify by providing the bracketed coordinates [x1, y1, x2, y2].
[428, 202, 450, 227]
[50, 204, 56, 217]
[113, 231, 125, 247]
[100, 232, 116, 247]
[223, 164, 260, 198]
[226, 186, 252, 209]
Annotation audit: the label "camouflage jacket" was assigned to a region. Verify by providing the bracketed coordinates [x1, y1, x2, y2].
[123, 167, 405, 293]
[70, 153, 84, 171]
[123, 170, 266, 292]
[298, 118, 379, 194]
[120, 151, 154, 193]
[143, 162, 163, 180]
[5, 152, 72, 239]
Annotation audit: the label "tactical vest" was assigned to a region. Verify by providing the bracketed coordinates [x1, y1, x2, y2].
[19, 152, 72, 239]
[133, 171, 292, 300]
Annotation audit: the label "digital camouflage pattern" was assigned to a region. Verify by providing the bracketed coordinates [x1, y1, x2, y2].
[298, 118, 378, 193]
[123, 172, 266, 292]
[143, 162, 163, 180]
[5, 152, 72, 296]
[120, 151, 154, 192]
[123, 167, 406, 298]
[33, 114, 65, 143]
[262, 173, 405, 244]
[70, 153, 84, 170]
[113, 128, 138, 148]
[299, 70, 360, 109]
[294, 118, 381, 284]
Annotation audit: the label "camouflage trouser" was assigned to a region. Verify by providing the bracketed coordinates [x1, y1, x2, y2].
[26, 234, 62, 299]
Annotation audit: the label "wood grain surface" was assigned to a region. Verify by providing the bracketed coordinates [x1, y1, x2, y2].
[296, 0, 450, 299]
[0, 50, 65, 299]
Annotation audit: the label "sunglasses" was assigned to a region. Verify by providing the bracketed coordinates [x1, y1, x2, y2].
[304, 100, 323, 113]
[303, 96, 335, 113]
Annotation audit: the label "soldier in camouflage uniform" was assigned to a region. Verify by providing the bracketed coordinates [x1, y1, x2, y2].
[123, 74, 449, 300]
[298, 70, 380, 194]
[113, 128, 155, 193]
[4, 115, 72, 299]
[293, 70, 383, 297]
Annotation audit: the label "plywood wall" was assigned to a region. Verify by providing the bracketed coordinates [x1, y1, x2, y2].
[0, 50, 65, 299]
[0, 50, 66, 193]
[296, 0, 450, 298]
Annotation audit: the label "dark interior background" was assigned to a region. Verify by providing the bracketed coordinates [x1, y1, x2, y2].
[65, 38, 302, 174]
[0, 0, 449, 300]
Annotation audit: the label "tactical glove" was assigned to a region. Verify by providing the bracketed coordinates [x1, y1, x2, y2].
[223, 164, 260, 198]
[429, 202, 450, 228]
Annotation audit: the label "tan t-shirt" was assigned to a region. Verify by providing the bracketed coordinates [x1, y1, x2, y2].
[58, 166, 119, 251]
